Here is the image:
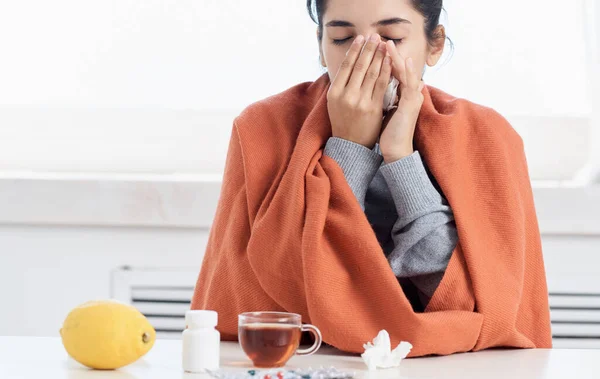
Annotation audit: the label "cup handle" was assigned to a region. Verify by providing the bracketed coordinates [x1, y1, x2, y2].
[296, 324, 323, 356]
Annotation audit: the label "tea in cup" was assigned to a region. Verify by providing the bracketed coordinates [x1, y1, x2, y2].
[238, 312, 322, 368]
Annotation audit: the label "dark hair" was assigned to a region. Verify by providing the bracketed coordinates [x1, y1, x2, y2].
[307, 0, 450, 48]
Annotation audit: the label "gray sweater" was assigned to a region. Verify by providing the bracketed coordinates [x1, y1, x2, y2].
[323, 137, 458, 308]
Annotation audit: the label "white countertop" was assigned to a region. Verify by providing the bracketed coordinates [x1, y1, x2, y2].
[2, 170, 600, 234]
[1, 337, 600, 379]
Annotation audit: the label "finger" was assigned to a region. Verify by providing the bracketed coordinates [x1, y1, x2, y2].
[361, 41, 387, 97]
[385, 40, 407, 85]
[406, 57, 419, 91]
[347, 34, 381, 90]
[418, 80, 425, 93]
[372, 53, 392, 101]
[330, 35, 365, 92]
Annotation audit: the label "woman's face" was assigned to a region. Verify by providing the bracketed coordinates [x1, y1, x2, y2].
[318, 0, 444, 81]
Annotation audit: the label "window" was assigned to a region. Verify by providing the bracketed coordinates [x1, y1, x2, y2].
[0, 0, 597, 181]
[426, 0, 596, 181]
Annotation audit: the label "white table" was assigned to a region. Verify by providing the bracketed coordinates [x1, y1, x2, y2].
[1, 336, 599, 378]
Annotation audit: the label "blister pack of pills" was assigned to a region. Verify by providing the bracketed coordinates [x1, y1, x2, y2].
[206, 366, 355, 379]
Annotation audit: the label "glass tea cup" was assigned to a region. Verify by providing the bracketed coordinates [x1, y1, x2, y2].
[238, 312, 322, 368]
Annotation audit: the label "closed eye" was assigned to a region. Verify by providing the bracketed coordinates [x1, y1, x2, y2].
[383, 37, 403, 44]
[332, 37, 353, 45]
[332, 37, 403, 46]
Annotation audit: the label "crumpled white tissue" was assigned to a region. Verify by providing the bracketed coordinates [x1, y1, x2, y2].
[361, 330, 413, 371]
[383, 77, 400, 112]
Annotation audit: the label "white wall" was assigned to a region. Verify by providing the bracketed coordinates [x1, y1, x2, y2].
[0, 109, 236, 174]
[2, 222, 600, 338]
[0, 0, 590, 114]
[0, 225, 208, 337]
[0, 0, 597, 180]
[0, 0, 322, 109]
[1, 181, 600, 337]
[0, 0, 599, 339]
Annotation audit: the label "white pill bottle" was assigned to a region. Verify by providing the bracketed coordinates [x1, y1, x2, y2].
[182, 310, 220, 373]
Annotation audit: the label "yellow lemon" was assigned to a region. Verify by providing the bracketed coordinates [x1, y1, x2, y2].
[60, 299, 156, 370]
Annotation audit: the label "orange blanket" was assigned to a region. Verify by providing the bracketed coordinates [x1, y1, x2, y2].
[191, 73, 552, 357]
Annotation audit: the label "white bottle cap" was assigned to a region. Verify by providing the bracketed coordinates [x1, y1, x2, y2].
[185, 310, 218, 329]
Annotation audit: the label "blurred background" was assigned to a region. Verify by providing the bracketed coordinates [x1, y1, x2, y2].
[0, 0, 598, 348]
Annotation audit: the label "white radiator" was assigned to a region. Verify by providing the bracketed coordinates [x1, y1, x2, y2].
[111, 266, 198, 339]
[550, 292, 600, 348]
[111, 267, 600, 348]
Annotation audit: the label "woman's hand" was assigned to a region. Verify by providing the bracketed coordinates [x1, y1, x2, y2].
[379, 40, 425, 163]
[327, 34, 393, 149]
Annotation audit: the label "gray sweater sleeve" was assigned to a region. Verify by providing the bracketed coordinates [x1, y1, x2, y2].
[324, 136, 457, 307]
[379, 151, 458, 305]
[323, 137, 383, 211]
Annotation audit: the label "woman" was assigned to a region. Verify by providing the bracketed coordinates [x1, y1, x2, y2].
[192, 0, 552, 357]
